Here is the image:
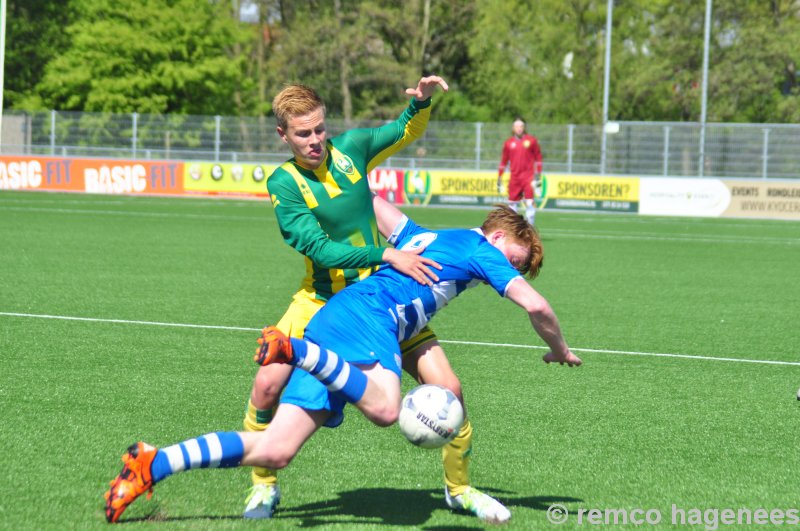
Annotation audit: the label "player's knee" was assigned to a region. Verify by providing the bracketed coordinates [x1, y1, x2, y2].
[252, 371, 283, 408]
[422, 373, 463, 402]
[440, 377, 463, 402]
[366, 402, 401, 427]
[265, 450, 295, 470]
[250, 439, 296, 470]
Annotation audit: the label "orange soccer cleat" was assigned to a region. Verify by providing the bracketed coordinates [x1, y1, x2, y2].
[254, 326, 294, 366]
[104, 442, 158, 523]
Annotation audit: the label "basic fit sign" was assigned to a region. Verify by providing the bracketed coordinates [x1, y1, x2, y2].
[0, 156, 83, 191]
[0, 156, 184, 195]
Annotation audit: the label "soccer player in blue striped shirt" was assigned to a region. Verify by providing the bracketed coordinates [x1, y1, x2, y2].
[104, 204, 581, 524]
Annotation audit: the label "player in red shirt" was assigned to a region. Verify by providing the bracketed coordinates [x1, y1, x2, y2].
[497, 117, 542, 226]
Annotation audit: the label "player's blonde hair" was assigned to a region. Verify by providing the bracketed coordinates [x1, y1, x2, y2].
[481, 205, 543, 279]
[272, 84, 326, 130]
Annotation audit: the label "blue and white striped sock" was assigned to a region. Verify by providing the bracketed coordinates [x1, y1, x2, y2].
[289, 338, 368, 404]
[150, 432, 244, 484]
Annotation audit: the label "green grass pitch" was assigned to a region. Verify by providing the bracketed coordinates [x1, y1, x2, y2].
[1, 190, 798, 530]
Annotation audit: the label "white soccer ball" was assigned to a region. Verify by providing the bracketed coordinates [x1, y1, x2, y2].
[398, 384, 464, 449]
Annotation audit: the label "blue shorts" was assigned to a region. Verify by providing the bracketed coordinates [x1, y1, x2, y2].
[280, 369, 347, 428]
[279, 289, 402, 428]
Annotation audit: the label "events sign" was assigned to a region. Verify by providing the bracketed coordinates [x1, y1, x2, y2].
[721, 180, 800, 220]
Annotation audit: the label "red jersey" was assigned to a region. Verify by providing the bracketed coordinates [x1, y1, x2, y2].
[498, 134, 542, 182]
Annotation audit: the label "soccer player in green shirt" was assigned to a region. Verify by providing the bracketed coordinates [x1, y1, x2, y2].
[241, 76, 510, 523]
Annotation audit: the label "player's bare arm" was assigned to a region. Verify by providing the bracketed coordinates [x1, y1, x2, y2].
[505, 278, 582, 367]
[373, 194, 441, 285]
[372, 194, 405, 239]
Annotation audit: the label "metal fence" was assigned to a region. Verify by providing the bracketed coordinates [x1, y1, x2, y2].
[2, 110, 799, 179]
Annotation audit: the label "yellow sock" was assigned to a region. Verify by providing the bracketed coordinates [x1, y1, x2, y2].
[442, 418, 472, 496]
[243, 399, 278, 486]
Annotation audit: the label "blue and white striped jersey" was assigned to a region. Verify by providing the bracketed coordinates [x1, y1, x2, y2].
[288, 215, 526, 423]
[339, 215, 523, 344]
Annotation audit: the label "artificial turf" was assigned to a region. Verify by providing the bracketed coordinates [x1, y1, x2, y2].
[1, 190, 798, 529]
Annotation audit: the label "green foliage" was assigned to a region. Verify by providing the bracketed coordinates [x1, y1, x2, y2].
[463, 0, 613, 124]
[5, 0, 77, 109]
[609, 0, 800, 123]
[708, 0, 800, 122]
[6, 0, 800, 123]
[261, 0, 431, 120]
[434, 91, 494, 122]
[15, 0, 250, 114]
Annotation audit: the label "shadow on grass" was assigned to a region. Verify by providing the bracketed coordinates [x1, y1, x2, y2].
[281, 487, 583, 527]
[118, 488, 582, 527]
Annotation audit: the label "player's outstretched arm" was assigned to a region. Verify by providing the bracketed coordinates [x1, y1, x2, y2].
[505, 278, 582, 367]
[405, 75, 449, 101]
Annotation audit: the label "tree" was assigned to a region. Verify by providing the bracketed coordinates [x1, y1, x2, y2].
[5, 0, 76, 109]
[262, 0, 418, 121]
[613, 0, 800, 123]
[709, 0, 800, 122]
[7, 0, 800, 124]
[16, 0, 250, 114]
[464, 0, 615, 124]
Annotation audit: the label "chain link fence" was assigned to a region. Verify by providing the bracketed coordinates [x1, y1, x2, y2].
[2, 110, 798, 179]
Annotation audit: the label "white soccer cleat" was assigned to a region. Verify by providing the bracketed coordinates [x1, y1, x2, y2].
[445, 486, 511, 524]
[243, 484, 281, 519]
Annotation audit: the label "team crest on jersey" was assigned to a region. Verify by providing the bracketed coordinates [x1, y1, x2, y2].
[523, 139, 531, 148]
[334, 154, 355, 175]
[400, 232, 437, 252]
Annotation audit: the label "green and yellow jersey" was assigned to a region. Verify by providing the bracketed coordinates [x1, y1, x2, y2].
[267, 97, 432, 302]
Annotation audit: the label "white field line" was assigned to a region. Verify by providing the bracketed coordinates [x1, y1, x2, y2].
[0, 311, 257, 332]
[542, 228, 799, 245]
[3, 195, 797, 228]
[439, 339, 800, 367]
[545, 212, 796, 229]
[3, 203, 798, 245]
[2, 311, 798, 367]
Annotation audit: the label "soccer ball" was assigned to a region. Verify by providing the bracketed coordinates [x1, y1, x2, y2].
[398, 384, 464, 449]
